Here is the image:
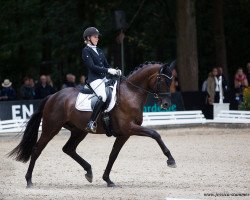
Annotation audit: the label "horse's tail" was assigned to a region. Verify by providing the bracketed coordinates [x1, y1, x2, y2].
[8, 96, 50, 163]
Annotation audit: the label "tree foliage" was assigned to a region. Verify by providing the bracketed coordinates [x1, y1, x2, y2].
[0, 0, 250, 90]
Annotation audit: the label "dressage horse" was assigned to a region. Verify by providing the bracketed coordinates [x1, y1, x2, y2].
[9, 61, 177, 187]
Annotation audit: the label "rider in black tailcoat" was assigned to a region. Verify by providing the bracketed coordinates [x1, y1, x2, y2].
[82, 27, 121, 133]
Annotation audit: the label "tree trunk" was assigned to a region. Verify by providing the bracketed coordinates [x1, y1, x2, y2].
[176, 0, 199, 91]
[213, 0, 228, 79]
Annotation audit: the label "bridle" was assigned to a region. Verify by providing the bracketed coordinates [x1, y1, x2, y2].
[123, 64, 173, 99]
[155, 66, 173, 98]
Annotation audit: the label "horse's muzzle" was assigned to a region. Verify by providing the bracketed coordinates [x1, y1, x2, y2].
[161, 101, 170, 109]
[159, 95, 171, 110]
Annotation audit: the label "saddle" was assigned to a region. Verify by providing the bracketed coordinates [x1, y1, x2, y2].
[76, 79, 117, 137]
[80, 79, 115, 110]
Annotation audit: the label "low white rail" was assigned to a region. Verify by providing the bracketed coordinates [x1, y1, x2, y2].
[142, 111, 206, 126]
[0, 119, 42, 133]
[0, 119, 27, 133]
[214, 110, 250, 123]
[1, 110, 249, 133]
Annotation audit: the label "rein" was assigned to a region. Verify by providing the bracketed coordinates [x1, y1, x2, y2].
[120, 68, 172, 99]
[121, 75, 160, 98]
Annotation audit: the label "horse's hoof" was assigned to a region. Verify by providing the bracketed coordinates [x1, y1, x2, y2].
[168, 163, 177, 168]
[107, 182, 116, 187]
[26, 181, 33, 188]
[167, 159, 177, 168]
[85, 173, 93, 183]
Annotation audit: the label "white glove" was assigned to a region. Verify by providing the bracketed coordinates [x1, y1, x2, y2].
[116, 69, 122, 76]
[108, 68, 117, 75]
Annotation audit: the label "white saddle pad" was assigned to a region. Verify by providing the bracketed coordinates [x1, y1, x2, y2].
[75, 81, 117, 112]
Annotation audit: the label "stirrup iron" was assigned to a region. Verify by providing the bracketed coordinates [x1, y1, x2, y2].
[85, 121, 97, 133]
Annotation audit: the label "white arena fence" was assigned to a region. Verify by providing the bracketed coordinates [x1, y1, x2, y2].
[0, 110, 250, 133]
[0, 119, 42, 133]
[214, 110, 250, 123]
[142, 111, 206, 126]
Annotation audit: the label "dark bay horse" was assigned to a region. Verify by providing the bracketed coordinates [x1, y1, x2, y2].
[9, 62, 177, 187]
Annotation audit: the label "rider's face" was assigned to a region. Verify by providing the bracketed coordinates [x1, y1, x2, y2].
[89, 35, 99, 46]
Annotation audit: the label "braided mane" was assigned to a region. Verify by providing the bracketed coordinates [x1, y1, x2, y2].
[127, 61, 164, 78]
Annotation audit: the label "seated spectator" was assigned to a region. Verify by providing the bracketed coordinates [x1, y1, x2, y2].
[20, 77, 35, 100]
[29, 78, 35, 89]
[0, 79, 16, 101]
[170, 68, 180, 93]
[76, 75, 86, 90]
[61, 73, 76, 89]
[35, 75, 56, 99]
[234, 68, 248, 104]
[46, 74, 57, 92]
[246, 62, 250, 84]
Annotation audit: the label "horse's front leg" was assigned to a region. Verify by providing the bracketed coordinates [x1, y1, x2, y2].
[103, 136, 129, 187]
[130, 123, 176, 168]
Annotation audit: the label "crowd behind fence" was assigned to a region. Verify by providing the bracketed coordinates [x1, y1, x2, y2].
[1, 63, 250, 112]
[0, 74, 86, 101]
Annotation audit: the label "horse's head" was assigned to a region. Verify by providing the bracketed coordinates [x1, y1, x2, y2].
[150, 61, 176, 109]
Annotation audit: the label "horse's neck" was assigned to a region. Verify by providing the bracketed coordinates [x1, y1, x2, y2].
[127, 64, 160, 89]
[118, 64, 160, 111]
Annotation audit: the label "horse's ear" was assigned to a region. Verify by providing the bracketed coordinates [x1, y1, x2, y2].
[169, 60, 176, 71]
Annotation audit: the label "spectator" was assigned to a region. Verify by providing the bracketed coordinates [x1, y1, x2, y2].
[46, 74, 57, 92]
[170, 68, 180, 93]
[72, 74, 76, 84]
[20, 77, 35, 100]
[29, 77, 36, 96]
[29, 78, 35, 88]
[246, 62, 250, 84]
[0, 79, 16, 101]
[234, 67, 248, 104]
[35, 75, 56, 99]
[206, 67, 220, 105]
[217, 67, 229, 92]
[61, 73, 76, 89]
[201, 77, 208, 92]
[76, 75, 86, 90]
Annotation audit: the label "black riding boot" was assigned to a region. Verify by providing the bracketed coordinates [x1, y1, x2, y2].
[85, 98, 105, 133]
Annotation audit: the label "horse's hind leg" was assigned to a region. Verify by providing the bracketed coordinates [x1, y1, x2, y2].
[25, 125, 62, 188]
[62, 131, 92, 183]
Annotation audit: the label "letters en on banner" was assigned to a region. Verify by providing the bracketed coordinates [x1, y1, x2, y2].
[0, 92, 184, 120]
[0, 100, 41, 121]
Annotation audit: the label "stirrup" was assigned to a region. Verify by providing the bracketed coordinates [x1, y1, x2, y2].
[85, 121, 97, 133]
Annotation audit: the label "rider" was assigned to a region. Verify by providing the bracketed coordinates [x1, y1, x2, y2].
[82, 27, 121, 133]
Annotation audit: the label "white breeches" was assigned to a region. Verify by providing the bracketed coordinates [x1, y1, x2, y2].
[90, 78, 108, 102]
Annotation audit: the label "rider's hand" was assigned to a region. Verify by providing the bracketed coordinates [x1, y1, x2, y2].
[108, 68, 117, 75]
[116, 69, 122, 76]
[108, 68, 121, 76]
